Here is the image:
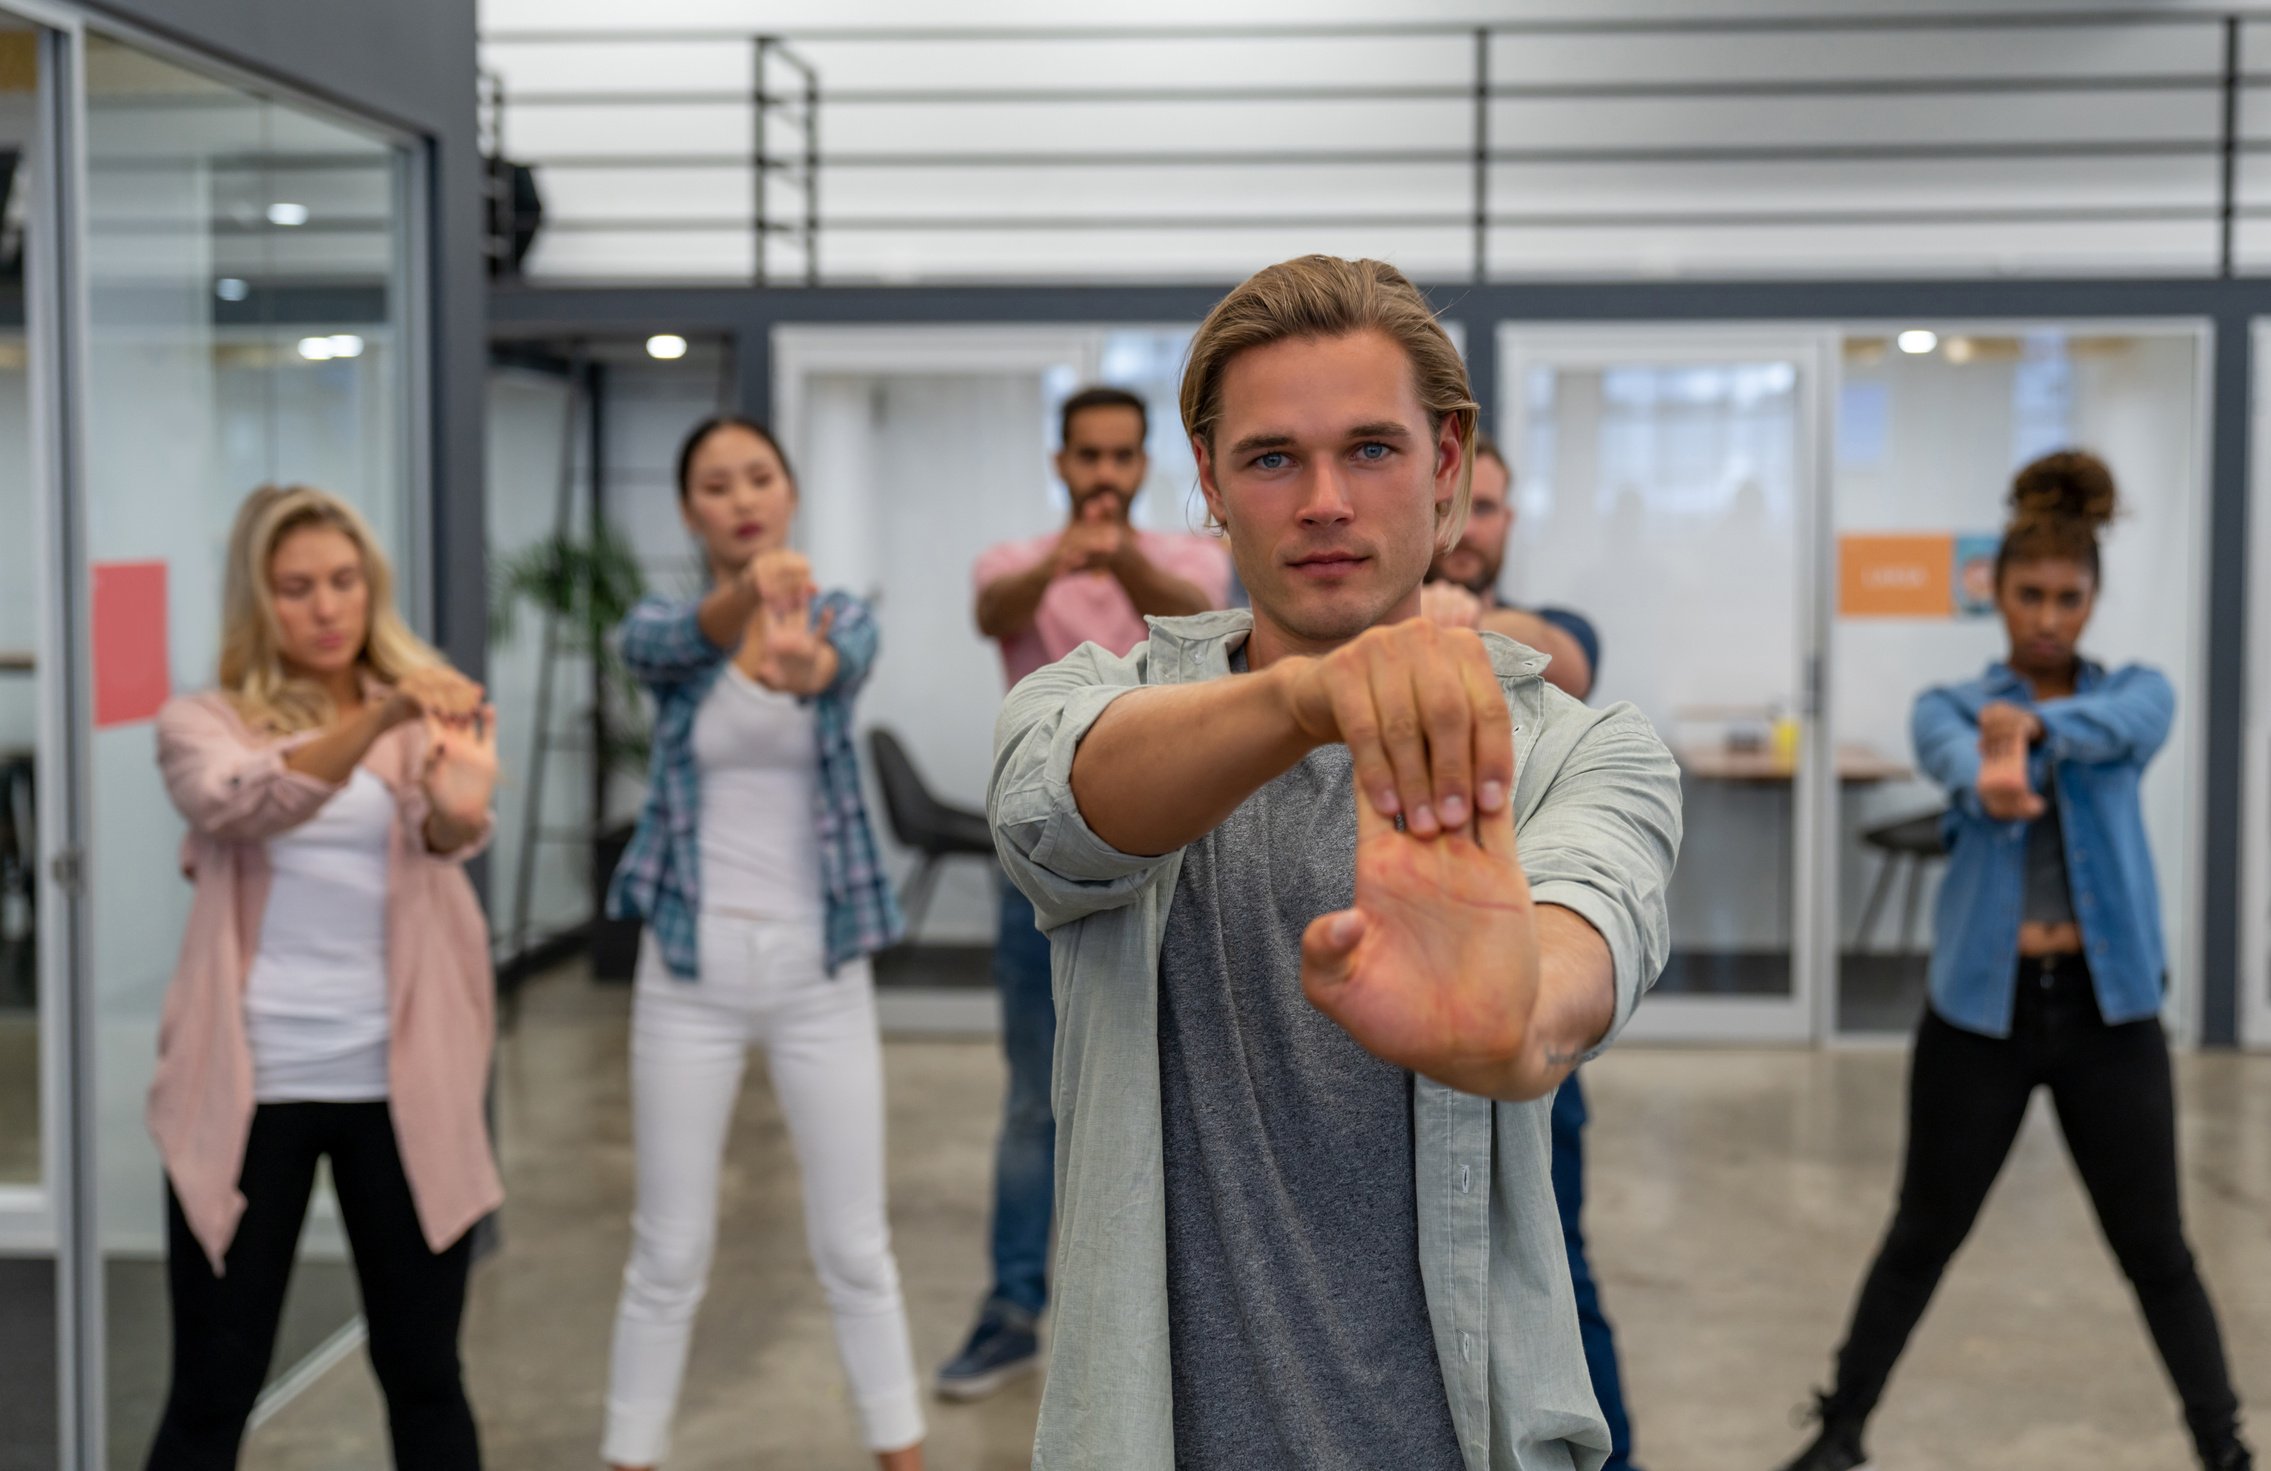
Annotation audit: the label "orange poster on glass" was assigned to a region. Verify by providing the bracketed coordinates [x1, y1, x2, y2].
[1839, 533, 1954, 619]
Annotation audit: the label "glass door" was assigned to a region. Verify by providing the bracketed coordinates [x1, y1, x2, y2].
[1828, 324, 2210, 1041]
[76, 32, 422, 1466]
[1497, 326, 1835, 1043]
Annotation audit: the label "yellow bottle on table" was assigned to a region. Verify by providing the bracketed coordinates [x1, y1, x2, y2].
[1771, 713, 1802, 771]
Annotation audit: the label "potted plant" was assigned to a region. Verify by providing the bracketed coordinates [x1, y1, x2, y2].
[490, 524, 651, 979]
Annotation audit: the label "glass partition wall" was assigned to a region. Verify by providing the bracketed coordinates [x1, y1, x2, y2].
[78, 32, 421, 1467]
[1499, 322, 2212, 1045]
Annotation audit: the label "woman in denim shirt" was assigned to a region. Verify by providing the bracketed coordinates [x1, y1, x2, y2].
[600, 418, 921, 1471]
[1778, 452, 2249, 1471]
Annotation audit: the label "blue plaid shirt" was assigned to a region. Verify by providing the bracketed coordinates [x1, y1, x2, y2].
[605, 590, 905, 979]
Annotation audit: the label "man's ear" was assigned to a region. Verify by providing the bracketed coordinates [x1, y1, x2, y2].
[1195, 436, 1228, 531]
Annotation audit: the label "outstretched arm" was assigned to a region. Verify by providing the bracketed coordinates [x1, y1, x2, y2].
[1070, 619, 1516, 858]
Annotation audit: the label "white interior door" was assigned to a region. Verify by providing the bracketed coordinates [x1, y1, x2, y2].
[1498, 325, 1837, 1044]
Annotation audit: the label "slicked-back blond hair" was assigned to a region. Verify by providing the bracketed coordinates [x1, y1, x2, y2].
[219, 484, 444, 733]
[1179, 254, 1479, 548]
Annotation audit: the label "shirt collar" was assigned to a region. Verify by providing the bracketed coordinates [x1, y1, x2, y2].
[1142, 608, 1552, 683]
[1983, 657, 2105, 698]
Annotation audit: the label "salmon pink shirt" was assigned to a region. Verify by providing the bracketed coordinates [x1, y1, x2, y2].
[971, 530, 1232, 689]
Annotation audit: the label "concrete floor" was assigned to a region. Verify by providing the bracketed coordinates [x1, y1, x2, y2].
[240, 964, 2271, 1471]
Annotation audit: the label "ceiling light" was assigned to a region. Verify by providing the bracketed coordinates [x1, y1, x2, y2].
[296, 336, 336, 361]
[214, 277, 249, 302]
[327, 334, 365, 358]
[646, 333, 688, 360]
[267, 202, 310, 227]
[1944, 336, 1975, 364]
[1896, 329, 1939, 355]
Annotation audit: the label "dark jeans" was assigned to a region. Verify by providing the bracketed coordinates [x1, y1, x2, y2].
[1553, 1074, 1639, 1471]
[1829, 956, 2241, 1453]
[147, 1101, 480, 1471]
[987, 877, 1057, 1318]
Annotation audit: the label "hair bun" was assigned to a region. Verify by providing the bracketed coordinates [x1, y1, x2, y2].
[2009, 449, 2118, 533]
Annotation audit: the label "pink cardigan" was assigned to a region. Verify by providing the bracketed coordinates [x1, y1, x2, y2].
[148, 691, 503, 1271]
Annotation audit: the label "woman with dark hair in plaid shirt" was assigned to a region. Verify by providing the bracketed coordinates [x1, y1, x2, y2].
[599, 417, 922, 1471]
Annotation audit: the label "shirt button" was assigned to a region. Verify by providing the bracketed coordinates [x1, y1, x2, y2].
[1460, 1165, 1471, 1193]
[1460, 1334, 1472, 1363]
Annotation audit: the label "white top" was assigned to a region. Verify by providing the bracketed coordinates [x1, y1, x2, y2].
[693, 663, 824, 922]
[244, 766, 395, 1103]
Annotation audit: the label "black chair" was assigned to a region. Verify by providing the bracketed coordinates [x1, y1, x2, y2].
[867, 727, 996, 937]
[1855, 809, 1949, 953]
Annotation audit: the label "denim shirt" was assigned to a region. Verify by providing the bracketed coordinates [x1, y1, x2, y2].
[989, 610, 1683, 1471]
[605, 590, 905, 979]
[1913, 659, 2173, 1038]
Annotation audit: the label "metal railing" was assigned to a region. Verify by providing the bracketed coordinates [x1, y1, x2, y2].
[482, 36, 822, 283]
[477, 9, 2271, 284]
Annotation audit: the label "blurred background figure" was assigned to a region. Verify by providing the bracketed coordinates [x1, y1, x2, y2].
[1423, 434, 1640, 1471]
[601, 418, 923, 1471]
[1775, 453, 2251, 1471]
[941, 386, 1231, 1400]
[147, 485, 499, 1471]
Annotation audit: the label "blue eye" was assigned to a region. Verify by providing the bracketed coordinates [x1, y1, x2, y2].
[1356, 442, 1391, 461]
[1254, 451, 1290, 471]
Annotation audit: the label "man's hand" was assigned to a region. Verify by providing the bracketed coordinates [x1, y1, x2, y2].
[1419, 582, 1484, 631]
[1300, 738, 1541, 1098]
[1279, 619, 1513, 839]
[1976, 701, 2045, 821]
[1054, 494, 1127, 576]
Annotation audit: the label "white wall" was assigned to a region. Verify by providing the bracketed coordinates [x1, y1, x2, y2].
[485, 367, 594, 956]
[800, 372, 1054, 943]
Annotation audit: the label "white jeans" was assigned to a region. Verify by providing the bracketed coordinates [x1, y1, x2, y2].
[601, 915, 923, 1463]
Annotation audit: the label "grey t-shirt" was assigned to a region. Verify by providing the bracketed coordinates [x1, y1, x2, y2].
[1156, 729, 1465, 1470]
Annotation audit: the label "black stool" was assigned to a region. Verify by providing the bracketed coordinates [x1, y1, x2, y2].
[1854, 808, 1948, 953]
[866, 727, 996, 938]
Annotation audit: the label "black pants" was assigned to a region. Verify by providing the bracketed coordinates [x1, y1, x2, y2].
[146, 1101, 480, 1471]
[1828, 956, 2241, 1452]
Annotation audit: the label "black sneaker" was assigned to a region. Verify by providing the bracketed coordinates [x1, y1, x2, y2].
[2202, 1438, 2254, 1471]
[935, 1300, 1041, 1401]
[1776, 1394, 1871, 1471]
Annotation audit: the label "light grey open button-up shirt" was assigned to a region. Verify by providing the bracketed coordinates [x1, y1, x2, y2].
[990, 609, 1683, 1471]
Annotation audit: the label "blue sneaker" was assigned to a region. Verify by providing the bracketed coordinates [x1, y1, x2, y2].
[935, 1301, 1041, 1401]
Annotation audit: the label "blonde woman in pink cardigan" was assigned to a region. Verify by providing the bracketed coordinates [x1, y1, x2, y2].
[145, 485, 501, 1470]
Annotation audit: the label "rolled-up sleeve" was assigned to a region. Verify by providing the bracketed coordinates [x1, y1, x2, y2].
[156, 697, 340, 845]
[616, 595, 725, 687]
[989, 640, 1176, 930]
[1516, 699, 1683, 1054]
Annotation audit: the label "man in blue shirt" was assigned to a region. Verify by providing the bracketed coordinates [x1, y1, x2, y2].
[1425, 433, 1638, 1471]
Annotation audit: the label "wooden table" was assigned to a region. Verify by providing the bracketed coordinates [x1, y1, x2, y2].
[1676, 743, 1912, 785]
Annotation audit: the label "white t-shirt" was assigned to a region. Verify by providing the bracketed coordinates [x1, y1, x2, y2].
[243, 766, 395, 1103]
[693, 664, 824, 922]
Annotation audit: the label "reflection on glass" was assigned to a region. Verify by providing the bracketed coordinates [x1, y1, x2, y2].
[83, 34, 411, 1466]
[1831, 331, 2202, 1034]
[1510, 359, 1805, 1000]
